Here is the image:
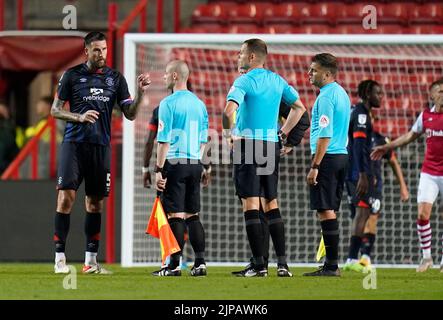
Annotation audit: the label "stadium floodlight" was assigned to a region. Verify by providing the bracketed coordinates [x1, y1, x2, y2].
[122, 33, 443, 267]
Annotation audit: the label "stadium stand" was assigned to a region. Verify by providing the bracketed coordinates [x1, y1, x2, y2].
[191, 1, 443, 34]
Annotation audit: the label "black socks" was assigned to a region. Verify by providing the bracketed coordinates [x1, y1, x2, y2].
[54, 212, 70, 253]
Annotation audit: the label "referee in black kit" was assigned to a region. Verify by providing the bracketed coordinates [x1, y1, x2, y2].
[304, 53, 351, 276]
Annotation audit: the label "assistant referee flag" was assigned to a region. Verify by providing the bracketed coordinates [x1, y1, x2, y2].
[146, 197, 181, 264]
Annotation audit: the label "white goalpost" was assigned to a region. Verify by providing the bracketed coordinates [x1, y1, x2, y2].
[122, 34, 443, 267]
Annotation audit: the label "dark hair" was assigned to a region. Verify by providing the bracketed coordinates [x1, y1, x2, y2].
[358, 80, 380, 100]
[243, 38, 268, 57]
[84, 31, 106, 47]
[429, 78, 443, 91]
[312, 53, 338, 76]
[39, 96, 53, 106]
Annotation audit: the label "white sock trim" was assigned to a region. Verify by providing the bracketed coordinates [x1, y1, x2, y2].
[55, 252, 66, 262]
[85, 252, 98, 266]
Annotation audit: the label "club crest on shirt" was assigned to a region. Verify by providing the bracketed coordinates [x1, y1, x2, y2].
[319, 115, 329, 128]
[358, 114, 367, 125]
[105, 77, 114, 87]
[158, 120, 164, 132]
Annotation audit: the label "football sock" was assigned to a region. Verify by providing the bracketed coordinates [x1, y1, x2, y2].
[360, 233, 375, 257]
[85, 252, 97, 266]
[168, 217, 186, 269]
[244, 210, 265, 268]
[186, 215, 206, 267]
[266, 208, 287, 265]
[417, 219, 432, 259]
[259, 210, 270, 265]
[55, 252, 66, 262]
[85, 212, 101, 254]
[321, 219, 339, 271]
[54, 212, 70, 254]
[348, 235, 362, 260]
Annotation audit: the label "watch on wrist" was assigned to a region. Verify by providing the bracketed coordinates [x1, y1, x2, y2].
[154, 165, 163, 173]
[203, 164, 212, 173]
[311, 163, 320, 170]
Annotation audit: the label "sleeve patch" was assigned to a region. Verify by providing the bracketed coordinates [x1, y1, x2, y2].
[319, 115, 330, 128]
[158, 120, 164, 133]
[358, 114, 367, 125]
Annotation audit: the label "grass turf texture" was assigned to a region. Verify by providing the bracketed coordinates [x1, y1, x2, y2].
[0, 264, 442, 300]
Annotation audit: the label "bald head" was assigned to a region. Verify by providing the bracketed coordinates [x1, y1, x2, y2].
[167, 60, 189, 80]
[164, 60, 190, 90]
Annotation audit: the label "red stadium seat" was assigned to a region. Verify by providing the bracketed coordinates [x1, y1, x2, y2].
[378, 3, 412, 26]
[228, 3, 269, 26]
[335, 24, 409, 34]
[265, 24, 295, 34]
[295, 24, 332, 34]
[191, 3, 235, 25]
[373, 118, 412, 138]
[182, 24, 229, 33]
[337, 3, 369, 25]
[410, 3, 443, 25]
[263, 3, 311, 25]
[308, 3, 342, 26]
[407, 24, 443, 34]
[227, 24, 263, 34]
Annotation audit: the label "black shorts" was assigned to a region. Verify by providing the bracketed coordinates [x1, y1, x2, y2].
[310, 153, 348, 211]
[233, 139, 279, 200]
[346, 180, 382, 216]
[161, 160, 203, 214]
[56, 142, 111, 197]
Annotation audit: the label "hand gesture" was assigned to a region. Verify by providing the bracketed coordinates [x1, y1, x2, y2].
[137, 72, 151, 92]
[201, 167, 212, 187]
[79, 110, 100, 124]
[371, 145, 388, 161]
[278, 130, 288, 146]
[280, 145, 293, 156]
[307, 168, 318, 186]
[155, 171, 167, 192]
[400, 186, 410, 202]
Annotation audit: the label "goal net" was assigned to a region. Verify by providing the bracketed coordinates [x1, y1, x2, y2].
[122, 34, 443, 267]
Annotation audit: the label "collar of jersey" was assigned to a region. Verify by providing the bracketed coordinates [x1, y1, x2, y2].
[319, 81, 336, 91]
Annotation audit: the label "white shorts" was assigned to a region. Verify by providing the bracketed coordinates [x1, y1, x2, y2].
[417, 172, 443, 204]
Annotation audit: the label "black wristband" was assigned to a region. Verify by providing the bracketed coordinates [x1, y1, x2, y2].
[311, 163, 320, 170]
[154, 165, 163, 173]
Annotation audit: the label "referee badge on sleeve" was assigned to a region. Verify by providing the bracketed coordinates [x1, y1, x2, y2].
[158, 120, 164, 132]
[319, 115, 330, 128]
[358, 114, 367, 125]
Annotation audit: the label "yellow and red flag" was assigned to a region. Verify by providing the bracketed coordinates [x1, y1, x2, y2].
[316, 234, 326, 262]
[146, 197, 181, 264]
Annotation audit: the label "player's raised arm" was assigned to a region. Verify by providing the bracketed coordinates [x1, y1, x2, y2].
[120, 72, 151, 121]
[371, 129, 421, 161]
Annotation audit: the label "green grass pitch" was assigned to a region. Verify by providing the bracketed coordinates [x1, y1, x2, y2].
[0, 263, 442, 300]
